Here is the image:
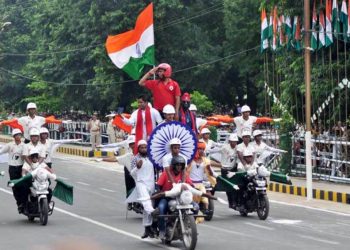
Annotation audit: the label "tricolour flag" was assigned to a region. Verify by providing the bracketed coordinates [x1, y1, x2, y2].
[326, 0, 333, 46]
[319, 1, 326, 48]
[105, 3, 155, 80]
[278, 15, 285, 46]
[311, 0, 318, 50]
[332, 0, 341, 38]
[261, 8, 269, 52]
[340, 0, 348, 40]
[284, 16, 293, 49]
[272, 6, 278, 51]
[292, 16, 302, 51]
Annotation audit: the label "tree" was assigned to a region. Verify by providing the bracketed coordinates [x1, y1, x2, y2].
[190, 90, 214, 114]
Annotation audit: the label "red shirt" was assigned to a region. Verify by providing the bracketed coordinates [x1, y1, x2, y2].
[144, 79, 181, 111]
[157, 170, 193, 192]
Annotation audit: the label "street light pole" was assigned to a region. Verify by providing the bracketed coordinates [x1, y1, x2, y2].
[304, 0, 313, 200]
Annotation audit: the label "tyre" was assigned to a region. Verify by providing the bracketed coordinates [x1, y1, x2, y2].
[39, 198, 49, 226]
[257, 195, 269, 220]
[204, 199, 214, 221]
[182, 215, 197, 250]
[27, 216, 35, 222]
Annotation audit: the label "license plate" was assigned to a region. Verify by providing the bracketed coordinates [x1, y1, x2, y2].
[256, 180, 266, 187]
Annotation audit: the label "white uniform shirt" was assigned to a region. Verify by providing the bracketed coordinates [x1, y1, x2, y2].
[189, 161, 206, 182]
[123, 108, 162, 140]
[0, 141, 24, 166]
[234, 116, 257, 138]
[130, 155, 155, 190]
[249, 141, 268, 158]
[39, 138, 79, 163]
[106, 120, 115, 134]
[18, 115, 46, 140]
[162, 152, 188, 169]
[22, 142, 46, 158]
[219, 144, 237, 169]
[237, 161, 259, 172]
[236, 142, 255, 164]
[117, 152, 133, 171]
[22, 161, 48, 173]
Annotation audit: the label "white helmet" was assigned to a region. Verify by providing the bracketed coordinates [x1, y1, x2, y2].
[127, 135, 135, 144]
[228, 133, 239, 142]
[39, 127, 49, 134]
[29, 128, 40, 136]
[241, 129, 251, 137]
[12, 129, 22, 136]
[253, 129, 263, 137]
[169, 138, 182, 146]
[180, 190, 193, 205]
[200, 128, 211, 134]
[241, 105, 251, 113]
[189, 104, 197, 111]
[243, 149, 253, 157]
[162, 104, 176, 114]
[26, 102, 37, 110]
[29, 148, 40, 156]
[137, 139, 147, 147]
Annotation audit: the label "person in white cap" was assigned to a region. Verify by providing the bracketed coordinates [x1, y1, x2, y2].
[162, 137, 188, 183]
[39, 127, 81, 168]
[249, 129, 286, 165]
[0, 102, 63, 144]
[128, 140, 156, 239]
[160, 104, 176, 123]
[232, 105, 257, 140]
[237, 149, 259, 173]
[0, 128, 25, 212]
[236, 129, 255, 166]
[22, 128, 46, 166]
[200, 127, 222, 155]
[106, 113, 117, 143]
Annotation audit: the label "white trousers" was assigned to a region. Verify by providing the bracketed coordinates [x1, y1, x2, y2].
[136, 183, 154, 226]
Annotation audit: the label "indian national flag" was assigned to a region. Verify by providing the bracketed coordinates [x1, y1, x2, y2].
[106, 3, 155, 80]
[319, 1, 326, 49]
[340, 0, 348, 40]
[284, 16, 292, 49]
[326, 0, 333, 46]
[261, 8, 269, 52]
[332, 0, 341, 38]
[272, 6, 278, 51]
[311, 0, 318, 51]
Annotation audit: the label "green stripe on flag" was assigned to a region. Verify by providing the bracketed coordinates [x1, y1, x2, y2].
[122, 46, 155, 80]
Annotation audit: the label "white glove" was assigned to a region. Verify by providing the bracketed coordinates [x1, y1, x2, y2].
[50, 173, 57, 180]
[0, 171, 5, 176]
[62, 120, 72, 124]
[226, 172, 235, 178]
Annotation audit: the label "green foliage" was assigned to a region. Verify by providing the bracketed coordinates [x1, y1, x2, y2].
[190, 91, 214, 114]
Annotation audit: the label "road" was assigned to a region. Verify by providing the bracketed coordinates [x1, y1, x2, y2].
[0, 154, 349, 250]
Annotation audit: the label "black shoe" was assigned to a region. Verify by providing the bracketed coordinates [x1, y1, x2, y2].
[141, 226, 154, 239]
[127, 203, 133, 210]
[17, 204, 24, 214]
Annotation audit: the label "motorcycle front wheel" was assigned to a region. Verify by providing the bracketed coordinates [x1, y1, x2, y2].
[39, 198, 49, 226]
[257, 194, 269, 220]
[182, 215, 197, 250]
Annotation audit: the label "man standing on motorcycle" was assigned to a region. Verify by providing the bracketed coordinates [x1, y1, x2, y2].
[155, 155, 192, 240]
[22, 128, 46, 166]
[129, 140, 156, 239]
[236, 129, 255, 167]
[0, 129, 25, 213]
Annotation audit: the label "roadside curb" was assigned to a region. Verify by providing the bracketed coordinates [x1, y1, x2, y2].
[269, 182, 350, 204]
[0, 136, 114, 158]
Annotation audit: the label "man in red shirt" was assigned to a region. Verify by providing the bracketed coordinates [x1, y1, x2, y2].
[139, 63, 181, 119]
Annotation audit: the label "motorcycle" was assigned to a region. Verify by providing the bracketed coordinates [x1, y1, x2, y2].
[10, 167, 55, 225]
[153, 190, 198, 250]
[229, 166, 270, 220]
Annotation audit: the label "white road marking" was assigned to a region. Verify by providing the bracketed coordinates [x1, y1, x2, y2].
[298, 235, 339, 245]
[244, 222, 274, 231]
[76, 181, 90, 186]
[271, 219, 302, 225]
[0, 187, 176, 250]
[100, 188, 116, 193]
[270, 200, 350, 217]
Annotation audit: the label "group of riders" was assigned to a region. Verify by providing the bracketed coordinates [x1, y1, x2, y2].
[0, 63, 284, 243]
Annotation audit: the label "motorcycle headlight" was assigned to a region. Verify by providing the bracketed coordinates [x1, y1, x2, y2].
[168, 200, 177, 212]
[180, 190, 193, 205]
[257, 166, 270, 177]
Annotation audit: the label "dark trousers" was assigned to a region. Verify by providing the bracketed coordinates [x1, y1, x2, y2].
[9, 165, 26, 206]
[46, 162, 52, 169]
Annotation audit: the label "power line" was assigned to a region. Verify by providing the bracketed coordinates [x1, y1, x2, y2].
[0, 45, 260, 86]
[0, 2, 224, 57]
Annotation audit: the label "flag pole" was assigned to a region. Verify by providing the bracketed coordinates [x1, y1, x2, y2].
[304, 0, 313, 201]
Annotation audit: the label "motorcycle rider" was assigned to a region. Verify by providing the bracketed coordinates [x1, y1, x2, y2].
[155, 155, 193, 240]
[0, 129, 25, 213]
[129, 140, 156, 239]
[22, 128, 46, 166]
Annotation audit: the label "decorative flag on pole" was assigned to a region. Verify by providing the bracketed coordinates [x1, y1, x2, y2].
[319, 1, 326, 48]
[292, 16, 302, 51]
[268, 11, 274, 41]
[105, 3, 155, 80]
[261, 8, 269, 52]
[340, 0, 348, 40]
[348, 0, 350, 37]
[311, 0, 318, 50]
[272, 6, 278, 51]
[332, 0, 341, 38]
[278, 15, 285, 46]
[285, 16, 293, 49]
[325, 0, 333, 46]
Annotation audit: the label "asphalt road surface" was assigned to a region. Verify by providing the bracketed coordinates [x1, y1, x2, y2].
[0, 154, 349, 250]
